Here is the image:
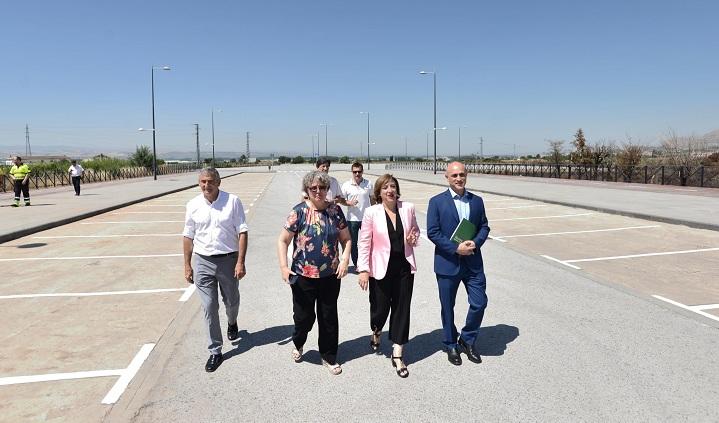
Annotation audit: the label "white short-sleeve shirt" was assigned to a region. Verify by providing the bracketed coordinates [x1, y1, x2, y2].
[341, 178, 373, 221]
[68, 164, 84, 177]
[182, 190, 248, 256]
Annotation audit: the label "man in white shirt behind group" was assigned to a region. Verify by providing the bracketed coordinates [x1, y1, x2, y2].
[183, 167, 249, 372]
[341, 162, 374, 271]
[68, 159, 84, 196]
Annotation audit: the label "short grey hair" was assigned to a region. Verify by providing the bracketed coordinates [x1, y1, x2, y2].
[302, 170, 330, 193]
[199, 167, 221, 181]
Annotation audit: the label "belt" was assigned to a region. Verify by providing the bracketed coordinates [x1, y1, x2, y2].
[198, 251, 238, 258]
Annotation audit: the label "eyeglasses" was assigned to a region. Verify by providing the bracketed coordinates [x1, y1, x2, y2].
[352, 170, 363, 174]
[449, 173, 466, 178]
[308, 185, 329, 192]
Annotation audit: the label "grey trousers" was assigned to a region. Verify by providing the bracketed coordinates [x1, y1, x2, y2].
[193, 253, 240, 355]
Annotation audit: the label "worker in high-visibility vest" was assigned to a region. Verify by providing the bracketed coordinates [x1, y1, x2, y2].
[9, 156, 31, 206]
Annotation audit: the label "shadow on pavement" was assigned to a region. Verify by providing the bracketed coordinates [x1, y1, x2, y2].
[338, 324, 519, 365]
[223, 324, 294, 361]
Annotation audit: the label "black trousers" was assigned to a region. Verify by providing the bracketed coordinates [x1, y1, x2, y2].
[13, 180, 30, 202]
[71, 176, 81, 195]
[369, 256, 414, 345]
[291, 274, 341, 364]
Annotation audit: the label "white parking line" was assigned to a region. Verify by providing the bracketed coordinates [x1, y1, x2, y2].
[34, 234, 181, 239]
[540, 254, 581, 270]
[102, 343, 155, 404]
[0, 288, 187, 300]
[492, 213, 594, 222]
[494, 225, 660, 240]
[111, 212, 184, 214]
[0, 369, 123, 386]
[486, 204, 548, 210]
[81, 221, 184, 225]
[0, 253, 182, 262]
[179, 285, 196, 302]
[565, 247, 719, 265]
[0, 343, 155, 406]
[652, 295, 719, 323]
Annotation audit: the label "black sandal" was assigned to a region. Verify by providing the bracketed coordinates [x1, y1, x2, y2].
[391, 356, 409, 378]
[370, 331, 381, 352]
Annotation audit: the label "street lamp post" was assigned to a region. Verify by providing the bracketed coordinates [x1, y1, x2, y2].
[360, 112, 370, 170]
[150, 65, 170, 180]
[211, 108, 221, 167]
[419, 70, 438, 174]
[320, 123, 330, 156]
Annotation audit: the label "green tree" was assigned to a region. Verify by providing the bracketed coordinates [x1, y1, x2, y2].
[277, 156, 291, 164]
[570, 128, 591, 164]
[291, 155, 306, 164]
[130, 145, 154, 168]
[339, 156, 350, 164]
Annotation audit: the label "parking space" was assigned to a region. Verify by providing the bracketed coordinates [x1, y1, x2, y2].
[339, 171, 719, 325]
[0, 172, 272, 421]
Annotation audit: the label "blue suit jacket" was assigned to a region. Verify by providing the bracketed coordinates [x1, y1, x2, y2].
[427, 189, 490, 276]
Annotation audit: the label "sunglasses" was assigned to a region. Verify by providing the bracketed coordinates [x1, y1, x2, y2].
[352, 170, 363, 174]
[449, 173, 466, 178]
[308, 185, 329, 192]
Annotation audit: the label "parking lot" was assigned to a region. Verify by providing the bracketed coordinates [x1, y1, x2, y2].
[2, 167, 718, 422]
[376, 172, 719, 324]
[0, 173, 271, 422]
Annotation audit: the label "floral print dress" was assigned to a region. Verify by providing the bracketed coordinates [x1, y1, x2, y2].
[284, 202, 348, 279]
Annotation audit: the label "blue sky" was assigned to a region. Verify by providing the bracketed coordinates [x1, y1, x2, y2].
[1, 0, 718, 158]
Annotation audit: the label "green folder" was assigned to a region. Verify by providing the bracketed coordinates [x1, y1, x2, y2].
[450, 218, 477, 243]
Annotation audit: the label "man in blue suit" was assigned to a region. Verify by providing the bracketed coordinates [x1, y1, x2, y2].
[427, 161, 490, 365]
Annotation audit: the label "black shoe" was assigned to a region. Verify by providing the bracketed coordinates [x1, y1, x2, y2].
[446, 346, 462, 366]
[459, 338, 482, 364]
[227, 323, 239, 341]
[391, 356, 409, 378]
[205, 353, 223, 372]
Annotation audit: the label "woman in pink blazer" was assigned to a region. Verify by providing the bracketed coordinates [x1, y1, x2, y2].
[357, 174, 420, 378]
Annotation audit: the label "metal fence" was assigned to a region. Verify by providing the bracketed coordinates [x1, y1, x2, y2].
[386, 162, 719, 188]
[1, 163, 200, 193]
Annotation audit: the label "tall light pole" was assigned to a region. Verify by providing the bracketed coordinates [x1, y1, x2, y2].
[194, 123, 200, 167]
[458, 125, 468, 161]
[320, 123, 330, 156]
[420, 70, 438, 173]
[211, 108, 221, 167]
[360, 112, 370, 170]
[150, 65, 171, 180]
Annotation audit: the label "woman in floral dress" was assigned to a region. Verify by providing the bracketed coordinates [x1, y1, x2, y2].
[277, 170, 351, 375]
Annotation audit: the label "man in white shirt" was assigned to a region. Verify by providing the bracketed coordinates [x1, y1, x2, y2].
[68, 160, 84, 196]
[341, 162, 374, 269]
[183, 167, 249, 372]
[315, 157, 345, 204]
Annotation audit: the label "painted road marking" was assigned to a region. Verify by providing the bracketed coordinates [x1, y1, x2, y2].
[34, 234, 181, 239]
[179, 285, 196, 302]
[542, 247, 719, 270]
[0, 288, 187, 300]
[540, 254, 582, 270]
[492, 213, 594, 222]
[486, 204, 548, 210]
[494, 225, 660, 240]
[565, 247, 719, 265]
[0, 253, 182, 262]
[81, 221, 184, 224]
[102, 343, 156, 404]
[652, 295, 719, 323]
[111, 211, 184, 214]
[0, 343, 155, 405]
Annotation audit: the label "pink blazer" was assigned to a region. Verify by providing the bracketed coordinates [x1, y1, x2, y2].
[357, 201, 420, 280]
